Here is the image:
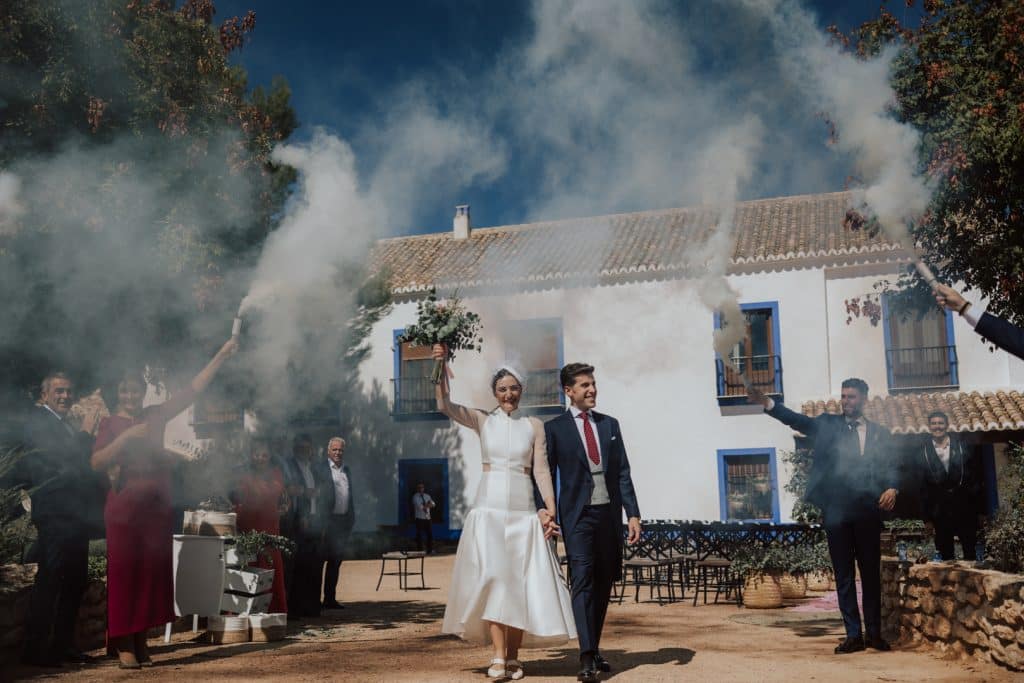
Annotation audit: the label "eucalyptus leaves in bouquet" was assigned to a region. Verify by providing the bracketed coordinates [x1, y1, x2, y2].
[398, 289, 483, 384]
[231, 530, 295, 569]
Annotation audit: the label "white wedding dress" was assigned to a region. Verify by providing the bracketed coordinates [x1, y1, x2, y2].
[440, 404, 577, 647]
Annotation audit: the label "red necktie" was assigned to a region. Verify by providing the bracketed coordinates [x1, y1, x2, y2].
[578, 412, 601, 467]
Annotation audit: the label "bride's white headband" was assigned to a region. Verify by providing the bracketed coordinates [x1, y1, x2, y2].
[492, 365, 526, 391]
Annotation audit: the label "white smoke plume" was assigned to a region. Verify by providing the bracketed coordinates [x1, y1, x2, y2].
[0, 172, 23, 235]
[748, 0, 932, 246]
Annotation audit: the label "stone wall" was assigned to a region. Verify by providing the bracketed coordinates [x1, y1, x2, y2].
[0, 563, 106, 663]
[881, 557, 1024, 671]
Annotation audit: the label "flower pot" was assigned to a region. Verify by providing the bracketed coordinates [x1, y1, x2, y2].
[806, 570, 833, 592]
[779, 573, 808, 599]
[223, 547, 254, 568]
[742, 572, 783, 609]
[207, 615, 250, 644]
[249, 613, 287, 642]
[224, 567, 274, 594]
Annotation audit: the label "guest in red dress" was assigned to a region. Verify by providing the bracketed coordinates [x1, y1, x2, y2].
[232, 438, 290, 613]
[91, 339, 237, 669]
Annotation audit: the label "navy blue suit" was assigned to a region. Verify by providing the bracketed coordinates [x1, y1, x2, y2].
[976, 312, 1024, 360]
[542, 409, 640, 658]
[766, 401, 897, 640]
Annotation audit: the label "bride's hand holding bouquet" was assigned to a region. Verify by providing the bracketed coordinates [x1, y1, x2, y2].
[398, 289, 483, 384]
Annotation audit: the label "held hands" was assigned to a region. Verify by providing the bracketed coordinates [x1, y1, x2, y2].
[878, 488, 898, 512]
[431, 343, 447, 362]
[626, 517, 642, 545]
[538, 508, 560, 540]
[80, 408, 103, 437]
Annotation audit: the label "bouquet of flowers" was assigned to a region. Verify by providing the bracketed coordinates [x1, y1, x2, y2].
[398, 289, 483, 384]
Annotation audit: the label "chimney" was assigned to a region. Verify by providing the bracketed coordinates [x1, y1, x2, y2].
[453, 204, 471, 240]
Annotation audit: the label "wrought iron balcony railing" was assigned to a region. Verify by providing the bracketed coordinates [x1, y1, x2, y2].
[715, 354, 782, 399]
[886, 345, 959, 391]
[393, 368, 564, 416]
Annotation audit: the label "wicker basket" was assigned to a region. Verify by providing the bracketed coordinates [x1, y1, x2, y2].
[779, 573, 808, 599]
[806, 570, 834, 592]
[743, 572, 783, 609]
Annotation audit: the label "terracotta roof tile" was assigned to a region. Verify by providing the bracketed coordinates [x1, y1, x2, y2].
[800, 390, 1024, 435]
[369, 191, 906, 294]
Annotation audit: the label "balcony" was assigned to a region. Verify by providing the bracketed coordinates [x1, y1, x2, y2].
[886, 345, 959, 392]
[716, 354, 783, 400]
[392, 368, 564, 418]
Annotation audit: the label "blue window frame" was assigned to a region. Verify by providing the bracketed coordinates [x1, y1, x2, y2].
[716, 448, 780, 523]
[398, 458, 458, 540]
[713, 301, 783, 403]
[881, 295, 958, 392]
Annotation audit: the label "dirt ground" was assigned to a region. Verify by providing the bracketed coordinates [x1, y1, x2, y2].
[6, 554, 1019, 683]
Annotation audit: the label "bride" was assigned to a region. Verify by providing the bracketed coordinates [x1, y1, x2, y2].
[434, 344, 576, 680]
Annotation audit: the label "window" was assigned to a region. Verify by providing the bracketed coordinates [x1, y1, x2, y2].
[882, 297, 958, 391]
[717, 449, 780, 522]
[392, 330, 440, 416]
[714, 302, 782, 400]
[501, 318, 563, 410]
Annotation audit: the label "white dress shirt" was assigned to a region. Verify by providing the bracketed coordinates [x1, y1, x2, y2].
[933, 439, 951, 471]
[330, 461, 351, 515]
[412, 492, 434, 520]
[569, 406, 610, 505]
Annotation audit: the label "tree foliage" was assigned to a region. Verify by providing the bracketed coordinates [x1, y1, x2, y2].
[833, 1, 1024, 322]
[0, 0, 298, 407]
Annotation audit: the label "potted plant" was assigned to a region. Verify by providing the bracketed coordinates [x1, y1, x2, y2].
[779, 545, 816, 599]
[731, 546, 790, 609]
[805, 540, 834, 591]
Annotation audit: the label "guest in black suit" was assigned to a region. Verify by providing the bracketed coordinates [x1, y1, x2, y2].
[917, 411, 985, 560]
[541, 362, 641, 683]
[4, 372, 106, 667]
[934, 283, 1024, 360]
[749, 378, 898, 654]
[320, 436, 355, 610]
[285, 433, 329, 618]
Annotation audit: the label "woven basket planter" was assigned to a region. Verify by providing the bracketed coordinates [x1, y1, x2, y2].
[743, 572, 783, 609]
[806, 570, 834, 592]
[780, 573, 808, 599]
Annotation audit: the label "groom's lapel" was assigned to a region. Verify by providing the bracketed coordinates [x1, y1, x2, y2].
[594, 411, 612, 473]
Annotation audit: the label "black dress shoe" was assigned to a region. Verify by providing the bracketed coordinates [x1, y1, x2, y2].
[865, 636, 891, 651]
[834, 637, 865, 654]
[322, 600, 344, 610]
[576, 666, 599, 683]
[594, 654, 611, 672]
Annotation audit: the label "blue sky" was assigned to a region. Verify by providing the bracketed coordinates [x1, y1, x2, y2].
[217, 1, 920, 236]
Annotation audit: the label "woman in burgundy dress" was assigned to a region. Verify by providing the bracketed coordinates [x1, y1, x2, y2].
[231, 439, 290, 613]
[91, 339, 237, 669]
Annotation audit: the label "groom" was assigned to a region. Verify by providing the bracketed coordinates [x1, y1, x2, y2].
[539, 362, 641, 683]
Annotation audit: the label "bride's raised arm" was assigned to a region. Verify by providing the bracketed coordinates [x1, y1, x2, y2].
[432, 343, 486, 433]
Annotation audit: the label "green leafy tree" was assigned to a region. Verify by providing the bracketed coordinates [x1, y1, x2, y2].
[0, 0, 298, 410]
[831, 1, 1024, 322]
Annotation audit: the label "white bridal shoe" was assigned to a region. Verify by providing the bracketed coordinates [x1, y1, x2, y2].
[487, 658, 506, 679]
[506, 659, 525, 680]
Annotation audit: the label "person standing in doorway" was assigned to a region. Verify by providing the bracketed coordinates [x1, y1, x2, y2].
[412, 482, 436, 554]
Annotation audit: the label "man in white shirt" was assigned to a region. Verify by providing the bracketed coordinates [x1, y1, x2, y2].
[411, 482, 435, 553]
[321, 436, 355, 610]
[917, 411, 985, 561]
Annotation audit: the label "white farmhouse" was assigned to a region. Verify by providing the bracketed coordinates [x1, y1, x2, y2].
[349, 191, 1020, 540]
